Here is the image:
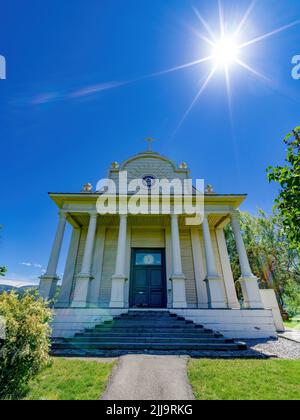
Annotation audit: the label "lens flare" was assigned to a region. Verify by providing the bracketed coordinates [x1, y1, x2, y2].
[212, 37, 239, 67]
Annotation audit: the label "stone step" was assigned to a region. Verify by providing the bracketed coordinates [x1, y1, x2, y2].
[120, 313, 173, 317]
[92, 326, 213, 333]
[95, 319, 203, 328]
[119, 313, 178, 318]
[114, 317, 185, 322]
[101, 319, 195, 328]
[51, 310, 247, 354]
[66, 337, 233, 344]
[52, 342, 247, 351]
[127, 311, 171, 315]
[76, 332, 222, 339]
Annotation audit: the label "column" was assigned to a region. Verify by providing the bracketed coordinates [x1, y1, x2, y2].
[170, 214, 187, 308]
[231, 213, 264, 309]
[56, 227, 81, 307]
[87, 226, 106, 307]
[39, 211, 67, 300]
[110, 214, 127, 307]
[72, 213, 98, 307]
[202, 216, 227, 308]
[215, 228, 240, 309]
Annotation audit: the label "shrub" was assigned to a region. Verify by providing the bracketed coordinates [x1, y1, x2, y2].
[0, 291, 52, 399]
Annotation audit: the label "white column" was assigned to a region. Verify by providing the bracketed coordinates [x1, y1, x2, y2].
[202, 216, 227, 309]
[231, 213, 253, 277]
[46, 211, 67, 276]
[72, 213, 98, 307]
[231, 213, 264, 309]
[215, 228, 240, 309]
[56, 227, 81, 307]
[87, 226, 106, 307]
[170, 214, 187, 308]
[39, 211, 67, 300]
[202, 216, 218, 277]
[110, 214, 128, 307]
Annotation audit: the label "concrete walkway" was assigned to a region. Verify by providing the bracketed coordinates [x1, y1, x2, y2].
[278, 329, 300, 344]
[101, 355, 194, 400]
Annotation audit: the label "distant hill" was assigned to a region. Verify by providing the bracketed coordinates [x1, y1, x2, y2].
[0, 279, 38, 294]
[0, 285, 38, 293]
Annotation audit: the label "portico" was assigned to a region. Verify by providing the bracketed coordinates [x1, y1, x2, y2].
[40, 208, 262, 312]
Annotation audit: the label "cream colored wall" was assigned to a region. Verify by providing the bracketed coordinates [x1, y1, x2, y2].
[69, 228, 87, 302]
[98, 228, 118, 306]
[131, 228, 165, 248]
[210, 228, 228, 305]
[180, 229, 198, 307]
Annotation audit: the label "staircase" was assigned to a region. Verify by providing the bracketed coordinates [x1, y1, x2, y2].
[52, 311, 247, 356]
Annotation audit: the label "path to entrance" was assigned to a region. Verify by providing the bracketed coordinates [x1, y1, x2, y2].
[101, 355, 195, 400]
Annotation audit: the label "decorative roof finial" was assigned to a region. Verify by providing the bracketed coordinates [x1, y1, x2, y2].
[82, 183, 93, 193]
[205, 184, 215, 194]
[145, 137, 157, 152]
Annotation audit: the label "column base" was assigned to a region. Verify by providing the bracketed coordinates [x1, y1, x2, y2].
[39, 275, 59, 300]
[239, 276, 264, 309]
[71, 273, 93, 308]
[110, 275, 127, 308]
[205, 276, 227, 309]
[171, 274, 187, 308]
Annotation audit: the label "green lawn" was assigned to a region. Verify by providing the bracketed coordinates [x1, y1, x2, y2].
[284, 320, 300, 330]
[24, 358, 115, 400]
[188, 359, 300, 400]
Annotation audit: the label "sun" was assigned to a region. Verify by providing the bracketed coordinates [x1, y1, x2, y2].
[212, 37, 239, 68]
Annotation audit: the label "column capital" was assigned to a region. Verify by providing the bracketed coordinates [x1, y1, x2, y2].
[89, 212, 98, 219]
[230, 210, 239, 220]
[58, 210, 68, 219]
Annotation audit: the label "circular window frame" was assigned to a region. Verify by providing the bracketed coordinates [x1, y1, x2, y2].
[141, 174, 158, 190]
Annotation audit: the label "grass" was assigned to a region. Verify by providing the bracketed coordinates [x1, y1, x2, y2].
[284, 320, 300, 330]
[188, 359, 300, 400]
[24, 358, 115, 400]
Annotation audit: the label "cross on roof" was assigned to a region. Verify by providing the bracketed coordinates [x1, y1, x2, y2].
[145, 137, 157, 152]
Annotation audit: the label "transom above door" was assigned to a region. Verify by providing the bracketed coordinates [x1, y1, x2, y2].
[130, 249, 167, 308]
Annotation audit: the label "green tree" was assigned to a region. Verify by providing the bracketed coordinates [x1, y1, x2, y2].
[225, 210, 300, 316]
[267, 127, 300, 253]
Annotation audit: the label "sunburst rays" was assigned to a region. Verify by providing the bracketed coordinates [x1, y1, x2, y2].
[30, 0, 300, 136]
[170, 0, 300, 134]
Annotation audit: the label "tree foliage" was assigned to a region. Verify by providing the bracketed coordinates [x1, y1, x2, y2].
[0, 292, 52, 399]
[267, 127, 300, 253]
[225, 210, 300, 316]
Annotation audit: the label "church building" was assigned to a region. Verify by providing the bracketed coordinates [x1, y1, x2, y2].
[39, 146, 281, 345]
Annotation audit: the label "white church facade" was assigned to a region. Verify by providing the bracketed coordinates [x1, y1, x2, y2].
[39, 149, 280, 340]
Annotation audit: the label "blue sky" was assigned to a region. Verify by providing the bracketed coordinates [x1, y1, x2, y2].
[0, 0, 300, 282]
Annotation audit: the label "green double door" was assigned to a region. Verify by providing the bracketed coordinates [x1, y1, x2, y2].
[130, 249, 167, 308]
